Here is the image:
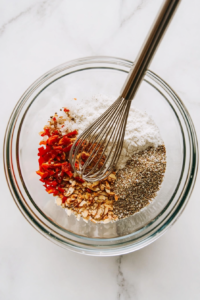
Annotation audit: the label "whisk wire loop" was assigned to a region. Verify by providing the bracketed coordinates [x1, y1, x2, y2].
[70, 97, 131, 181]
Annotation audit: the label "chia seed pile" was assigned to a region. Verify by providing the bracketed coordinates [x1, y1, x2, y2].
[113, 145, 166, 219]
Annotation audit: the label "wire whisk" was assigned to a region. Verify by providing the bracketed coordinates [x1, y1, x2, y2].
[70, 97, 131, 181]
[70, 0, 181, 182]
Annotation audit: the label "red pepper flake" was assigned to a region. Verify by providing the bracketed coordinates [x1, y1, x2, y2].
[61, 196, 68, 203]
[75, 162, 79, 169]
[53, 191, 59, 196]
[44, 180, 58, 187]
[86, 188, 92, 193]
[74, 176, 85, 183]
[81, 152, 90, 161]
[58, 136, 71, 146]
[63, 144, 73, 152]
[39, 140, 46, 145]
[57, 187, 65, 193]
[38, 145, 51, 157]
[36, 170, 49, 179]
[45, 187, 57, 194]
[53, 117, 57, 121]
[66, 130, 78, 137]
[53, 146, 64, 151]
[40, 128, 50, 137]
[41, 163, 52, 170]
[38, 156, 45, 165]
[47, 135, 59, 145]
[63, 108, 70, 113]
[66, 171, 73, 177]
[62, 162, 72, 173]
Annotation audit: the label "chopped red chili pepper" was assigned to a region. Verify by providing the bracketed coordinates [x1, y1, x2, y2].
[44, 180, 58, 187]
[50, 150, 59, 159]
[36, 170, 49, 179]
[38, 146, 46, 156]
[75, 162, 79, 169]
[38, 156, 45, 166]
[60, 153, 66, 161]
[66, 130, 78, 137]
[81, 152, 90, 161]
[40, 128, 50, 137]
[62, 196, 67, 203]
[74, 176, 85, 183]
[58, 136, 71, 145]
[45, 187, 57, 194]
[41, 163, 52, 170]
[53, 146, 64, 151]
[39, 140, 47, 145]
[57, 187, 65, 193]
[58, 182, 66, 187]
[66, 171, 73, 177]
[63, 144, 73, 152]
[54, 163, 64, 167]
[53, 191, 59, 196]
[62, 162, 72, 173]
[38, 145, 51, 156]
[47, 135, 59, 145]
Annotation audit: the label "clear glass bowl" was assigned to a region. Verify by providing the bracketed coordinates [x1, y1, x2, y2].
[4, 56, 198, 256]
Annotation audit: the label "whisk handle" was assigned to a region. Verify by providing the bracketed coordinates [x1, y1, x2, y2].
[120, 0, 181, 101]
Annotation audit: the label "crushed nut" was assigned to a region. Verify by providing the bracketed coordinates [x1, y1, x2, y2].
[65, 187, 75, 196]
[56, 197, 62, 206]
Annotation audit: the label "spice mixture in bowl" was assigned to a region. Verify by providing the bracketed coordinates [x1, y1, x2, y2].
[4, 57, 198, 256]
[36, 95, 166, 223]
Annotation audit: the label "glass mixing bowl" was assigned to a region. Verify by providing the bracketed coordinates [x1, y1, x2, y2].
[4, 56, 198, 256]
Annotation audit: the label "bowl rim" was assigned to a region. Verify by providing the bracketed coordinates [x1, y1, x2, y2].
[4, 56, 199, 255]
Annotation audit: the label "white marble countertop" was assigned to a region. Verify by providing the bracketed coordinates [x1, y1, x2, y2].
[1, 0, 200, 299]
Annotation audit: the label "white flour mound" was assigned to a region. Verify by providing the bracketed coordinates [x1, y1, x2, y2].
[60, 94, 163, 169]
